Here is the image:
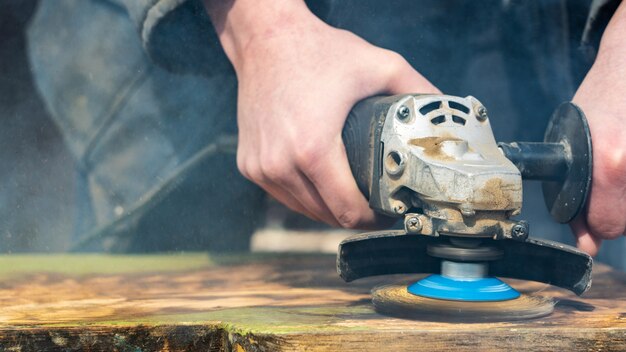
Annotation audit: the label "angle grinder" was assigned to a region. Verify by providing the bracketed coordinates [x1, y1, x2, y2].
[338, 94, 593, 321]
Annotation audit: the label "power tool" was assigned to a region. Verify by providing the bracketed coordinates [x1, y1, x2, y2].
[339, 94, 593, 321]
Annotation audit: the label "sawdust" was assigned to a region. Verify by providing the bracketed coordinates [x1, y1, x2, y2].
[480, 178, 512, 209]
[371, 283, 554, 322]
[409, 136, 461, 160]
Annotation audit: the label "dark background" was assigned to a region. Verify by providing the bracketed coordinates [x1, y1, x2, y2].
[0, 0, 74, 252]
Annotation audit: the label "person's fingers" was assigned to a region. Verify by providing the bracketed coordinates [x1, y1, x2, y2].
[297, 136, 377, 228]
[571, 215, 602, 257]
[237, 156, 322, 222]
[289, 51, 444, 229]
[263, 181, 323, 222]
[251, 149, 341, 226]
[264, 167, 341, 227]
[584, 144, 626, 240]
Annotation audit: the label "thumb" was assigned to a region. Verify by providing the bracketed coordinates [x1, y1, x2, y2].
[385, 56, 441, 95]
[571, 215, 602, 257]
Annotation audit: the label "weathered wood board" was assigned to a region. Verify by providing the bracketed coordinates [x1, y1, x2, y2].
[0, 253, 625, 351]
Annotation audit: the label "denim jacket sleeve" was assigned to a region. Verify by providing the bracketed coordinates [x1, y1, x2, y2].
[106, 0, 231, 76]
[106, 0, 333, 77]
[580, 0, 622, 60]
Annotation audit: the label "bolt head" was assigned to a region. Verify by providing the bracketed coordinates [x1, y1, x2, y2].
[476, 106, 488, 121]
[406, 216, 422, 231]
[393, 202, 407, 214]
[511, 224, 528, 239]
[397, 105, 410, 121]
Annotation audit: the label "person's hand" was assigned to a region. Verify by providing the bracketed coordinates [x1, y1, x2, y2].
[205, 0, 439, 228]
[571, 3, 626, 256]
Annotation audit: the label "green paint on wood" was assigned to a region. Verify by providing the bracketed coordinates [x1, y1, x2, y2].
[130, 305, 376, 334]
[0, 253, 214, 279]
[41, 305, 376, 334]
[0, 252, 335, 280]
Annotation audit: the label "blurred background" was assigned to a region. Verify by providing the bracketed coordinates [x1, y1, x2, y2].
[1, 0, 624, 271]
[0, 0, 75, 252]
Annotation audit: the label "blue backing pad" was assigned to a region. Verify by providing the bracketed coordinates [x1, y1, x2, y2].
[407, 274, 520, 302]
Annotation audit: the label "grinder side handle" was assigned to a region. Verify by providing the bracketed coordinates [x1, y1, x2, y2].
[499, 102, 593, 224]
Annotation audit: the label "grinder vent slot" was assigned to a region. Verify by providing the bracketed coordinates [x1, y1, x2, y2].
[449, 101, 470, 114]
[452, 115, 466, 125]
[430, 115, 446, 125]
[422, 99, 470, 126]
[420, 101, 441, 116]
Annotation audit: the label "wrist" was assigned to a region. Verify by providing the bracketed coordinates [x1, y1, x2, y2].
[593, 2, 626, 71]
[203, 0, 314, 69]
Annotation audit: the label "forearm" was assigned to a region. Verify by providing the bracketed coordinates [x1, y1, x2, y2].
[596, 1, 626, 62]
[575, 1, 626, 113]
[203, 0, 313, 69]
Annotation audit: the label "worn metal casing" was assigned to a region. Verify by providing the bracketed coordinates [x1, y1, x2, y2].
[374, 95, 522, 238]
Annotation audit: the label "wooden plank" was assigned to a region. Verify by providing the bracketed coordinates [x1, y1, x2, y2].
[0, 253, 625, 351]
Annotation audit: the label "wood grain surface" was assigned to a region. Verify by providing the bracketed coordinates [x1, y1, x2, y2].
[0, 253, 624, 351]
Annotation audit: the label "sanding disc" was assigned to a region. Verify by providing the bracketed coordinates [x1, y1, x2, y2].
[372, 284, 554, 322]
[407, 274, 520, 301]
